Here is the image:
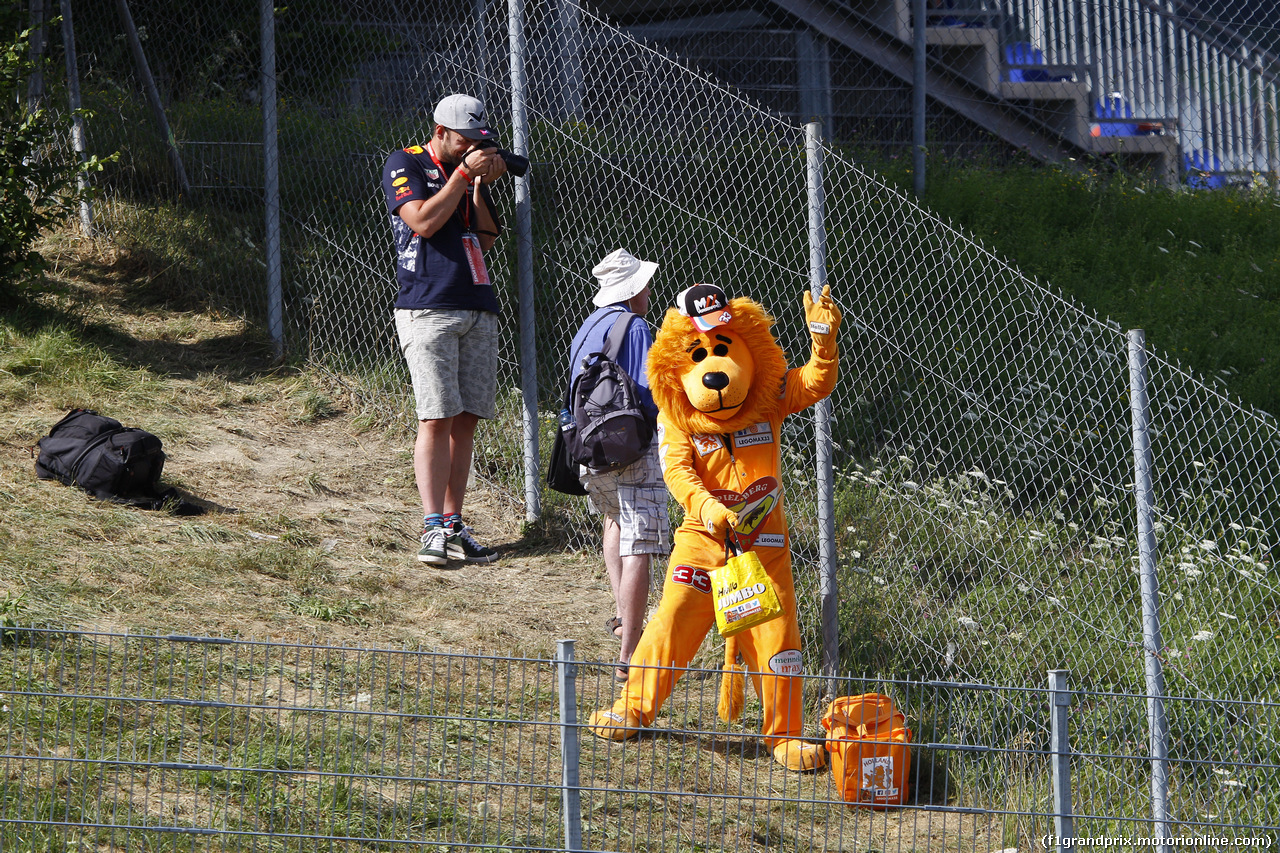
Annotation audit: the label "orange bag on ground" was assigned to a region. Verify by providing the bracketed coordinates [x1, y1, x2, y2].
[821, 693, 913, 808]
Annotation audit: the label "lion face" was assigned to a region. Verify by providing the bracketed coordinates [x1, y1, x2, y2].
[648, 298, 788, 436]
[678, 330, 756, 419]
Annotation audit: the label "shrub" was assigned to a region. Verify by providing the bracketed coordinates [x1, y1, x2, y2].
[0, 19, 113, 284]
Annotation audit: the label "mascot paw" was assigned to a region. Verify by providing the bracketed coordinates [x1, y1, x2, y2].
[589, 705, 646, 741]
[803, 285, 843, 351]
[701, 499, 740, 536]
[772, 739, 827, 772]
[803, 285, 842, 330]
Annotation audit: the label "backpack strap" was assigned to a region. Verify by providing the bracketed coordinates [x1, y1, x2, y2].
[603, 311, 636, 360]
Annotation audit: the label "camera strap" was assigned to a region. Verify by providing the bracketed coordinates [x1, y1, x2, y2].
[426, 142, 476, 232]
[426, 142, 490, 287]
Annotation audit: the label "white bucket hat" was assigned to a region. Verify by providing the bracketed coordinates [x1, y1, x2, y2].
[591, 249, 658, 307]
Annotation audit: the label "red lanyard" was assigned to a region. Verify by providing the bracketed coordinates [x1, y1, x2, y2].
[426, 142, 472, 231]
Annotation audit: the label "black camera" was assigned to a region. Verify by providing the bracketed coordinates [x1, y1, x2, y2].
[473, 139, 529, 178]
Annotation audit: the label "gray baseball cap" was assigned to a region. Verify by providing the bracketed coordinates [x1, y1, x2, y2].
[432, 94, 496, 142]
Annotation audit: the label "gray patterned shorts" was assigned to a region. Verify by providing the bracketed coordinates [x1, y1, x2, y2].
[580, 444, 671, 556]
[395, 308, 498, 421]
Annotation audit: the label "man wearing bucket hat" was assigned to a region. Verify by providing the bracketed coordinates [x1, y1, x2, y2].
[381, 94, 514, 568]
[567, 249, 671, 682]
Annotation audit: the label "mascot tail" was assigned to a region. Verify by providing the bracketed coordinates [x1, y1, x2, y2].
[717, 635, 746, 723]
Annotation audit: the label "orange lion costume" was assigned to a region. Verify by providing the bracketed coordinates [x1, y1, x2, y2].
[588, 283, 842, 771]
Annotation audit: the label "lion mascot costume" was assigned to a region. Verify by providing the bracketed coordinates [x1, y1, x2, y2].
[589, 282, 842, 771]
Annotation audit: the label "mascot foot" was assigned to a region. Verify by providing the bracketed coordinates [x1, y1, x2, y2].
[589, 705, 646, 741]
[772, 739, 827, 772]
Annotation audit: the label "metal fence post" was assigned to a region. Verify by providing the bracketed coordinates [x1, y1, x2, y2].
[805, 121, 838, 696]
[260, 0, 284, 361]
[1128, 329, 1170, 852]
[58, 0, 92, 236]
[556, 0, 585, 122]
[27, 0, 46, 113]
[555, 640, 583, 852]
[510, 0, 540, 522]
[912, 0, 926, 197]
[1048, 669, 1074, 848]
[116, 0, 192, 201]
[797, 30, 830, 131]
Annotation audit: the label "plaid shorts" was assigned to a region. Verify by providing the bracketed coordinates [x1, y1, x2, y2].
[580, 444, 670, 557]
[395, 308, 498, 421]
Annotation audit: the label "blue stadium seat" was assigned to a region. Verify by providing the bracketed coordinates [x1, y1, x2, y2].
[1003, 42, 1073, 82]
[1183, 150, 1226, 189]
[1091, 96, 1139, 136]
[927, 0, 987, 28]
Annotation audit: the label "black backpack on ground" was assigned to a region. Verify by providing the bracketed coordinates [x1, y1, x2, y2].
[35, 409, 180, 510]
[561, 311, 654, 473]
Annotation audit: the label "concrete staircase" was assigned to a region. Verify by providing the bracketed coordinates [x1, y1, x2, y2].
[772, 0, 1182, 183]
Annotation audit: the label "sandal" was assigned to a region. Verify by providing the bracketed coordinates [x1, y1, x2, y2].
[614, 664, 629, 683]
[605, 616, 623, 642]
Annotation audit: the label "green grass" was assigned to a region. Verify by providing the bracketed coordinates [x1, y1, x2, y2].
[874, 156, 1280, 415]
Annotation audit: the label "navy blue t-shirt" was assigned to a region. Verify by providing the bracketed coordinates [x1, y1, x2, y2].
[382, 144, 502, 313]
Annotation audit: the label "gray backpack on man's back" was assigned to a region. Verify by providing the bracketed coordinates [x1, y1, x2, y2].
[562, 312, 653, 473]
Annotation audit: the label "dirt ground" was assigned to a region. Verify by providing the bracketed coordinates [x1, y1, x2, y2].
[0, 237, 625, 674]
[4, 402, 626, 666]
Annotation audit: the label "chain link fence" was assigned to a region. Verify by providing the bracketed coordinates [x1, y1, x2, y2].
[31, 0, 1280, 838]
[3, 630, 1276, 850]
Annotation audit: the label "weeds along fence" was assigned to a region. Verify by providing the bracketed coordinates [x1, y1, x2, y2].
[47, 0, 1280, 836]
[2, 630, 1277, 851]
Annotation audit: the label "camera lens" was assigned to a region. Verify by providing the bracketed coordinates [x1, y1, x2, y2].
[473, 140, 529, 178]
[500, 151, 530, 178]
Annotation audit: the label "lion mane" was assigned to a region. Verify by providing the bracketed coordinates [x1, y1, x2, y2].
[647, 297, 789, 436]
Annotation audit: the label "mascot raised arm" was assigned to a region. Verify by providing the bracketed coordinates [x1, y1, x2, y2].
[589, 282, 842, 771]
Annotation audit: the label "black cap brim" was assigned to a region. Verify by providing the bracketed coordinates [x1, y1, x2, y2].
[455, 127, 497, 142]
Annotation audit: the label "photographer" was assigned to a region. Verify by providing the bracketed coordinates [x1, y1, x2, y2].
[381, 94, 514, 567]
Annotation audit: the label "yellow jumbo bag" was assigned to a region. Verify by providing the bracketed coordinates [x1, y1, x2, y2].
[711, 535, 783, 637]
[821, 693, 913, 808]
